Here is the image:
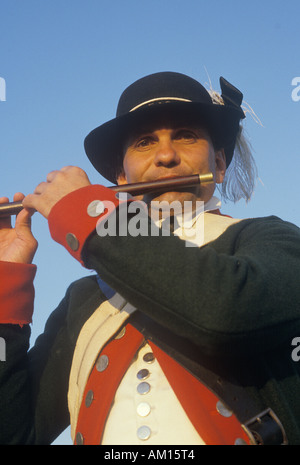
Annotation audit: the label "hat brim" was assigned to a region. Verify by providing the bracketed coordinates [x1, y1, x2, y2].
[84, 100, 241, 183]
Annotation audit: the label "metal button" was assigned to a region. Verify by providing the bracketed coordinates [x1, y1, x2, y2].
[137, 425, 151, 441]
[235, 438, 248, 445]
[143, 352, 155, 364]
[137, 382, 151, 395]
[85, 390, 94, 408]
[216, 400, 232, 417]
[87, 200, 105, 217]
[137, 402, 151, 417]
[96, 354, 109, 372]
[137, 368, 150, 380]
[75, 431, 84, 445]
[66, 233, 79, 251]
[115, 326, 126, 339]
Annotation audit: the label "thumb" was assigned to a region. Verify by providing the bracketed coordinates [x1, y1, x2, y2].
[12, 192, 35, 234]
[14, 207, 35, 235]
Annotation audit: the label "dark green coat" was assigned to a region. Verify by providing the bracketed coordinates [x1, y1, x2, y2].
[1, 215, 300, 444]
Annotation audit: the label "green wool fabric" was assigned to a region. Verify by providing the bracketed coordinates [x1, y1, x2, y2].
[1, 215, 300, 444]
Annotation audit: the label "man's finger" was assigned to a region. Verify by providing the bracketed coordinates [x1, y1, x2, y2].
[22, 193, 38, 210]
[46, 170, 60, 182]
[33, 182, 49, 195]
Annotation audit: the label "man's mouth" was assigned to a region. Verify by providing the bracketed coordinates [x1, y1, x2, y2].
[141, 175, 199, 201]
[151, 173, 192, 180]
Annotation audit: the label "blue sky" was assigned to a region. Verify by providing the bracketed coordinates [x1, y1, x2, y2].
[1, 0, 299, 444]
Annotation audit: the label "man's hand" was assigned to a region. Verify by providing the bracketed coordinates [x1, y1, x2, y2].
[23, 166, 92, 219]
[0, 193, 37, 264]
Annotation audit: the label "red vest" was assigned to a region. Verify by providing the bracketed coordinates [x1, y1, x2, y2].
[74, 323, 250, 445]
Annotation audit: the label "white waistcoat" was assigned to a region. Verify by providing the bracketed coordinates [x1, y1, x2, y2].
[68, 208, 240, 444]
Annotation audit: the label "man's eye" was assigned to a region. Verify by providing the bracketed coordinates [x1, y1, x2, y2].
[136, 137, 153, 147]
[175, 130, 198, 141]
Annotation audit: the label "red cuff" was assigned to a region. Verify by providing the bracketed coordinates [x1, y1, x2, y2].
[0, 261, 36, 325]
[48, 185, 131, 264]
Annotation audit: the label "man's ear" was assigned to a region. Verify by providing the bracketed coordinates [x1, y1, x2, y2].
[215, 149, 226, 184]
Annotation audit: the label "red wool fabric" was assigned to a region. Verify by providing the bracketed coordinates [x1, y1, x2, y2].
[0, 261, 36, 325]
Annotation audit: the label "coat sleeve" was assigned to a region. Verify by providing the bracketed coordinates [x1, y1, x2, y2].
[0, 261, 36, 325]
[0, 279, 70, 444]
[47, 186, 300, 355]
[0, 263, 100, 445]
[81, 214, 300, 358]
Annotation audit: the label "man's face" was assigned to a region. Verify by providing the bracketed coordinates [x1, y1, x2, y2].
[117, 124, 226, 206]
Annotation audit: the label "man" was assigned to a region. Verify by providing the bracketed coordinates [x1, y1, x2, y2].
[0, 72, 300, 445]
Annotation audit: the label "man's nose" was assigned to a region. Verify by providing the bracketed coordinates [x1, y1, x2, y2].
[154, 140, 181, 167]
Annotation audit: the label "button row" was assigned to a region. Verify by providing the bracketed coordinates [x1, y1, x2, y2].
[76, 343, 249, 445]
[75, 326, 127, 444]
[136, 351, 155, 441]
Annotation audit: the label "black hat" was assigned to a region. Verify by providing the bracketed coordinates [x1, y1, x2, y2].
[84, 72, 245, 183]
